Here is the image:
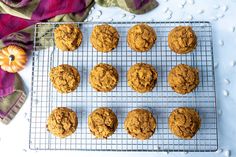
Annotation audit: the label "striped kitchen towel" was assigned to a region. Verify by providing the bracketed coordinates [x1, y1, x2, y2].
[0, 67, 26, 124]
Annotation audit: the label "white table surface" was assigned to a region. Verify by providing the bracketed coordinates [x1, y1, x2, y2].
[1, 0, 236, 156]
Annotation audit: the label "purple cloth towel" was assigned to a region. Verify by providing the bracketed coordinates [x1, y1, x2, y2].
[0, 67, 15, 97]
[0, 67, 26, 124]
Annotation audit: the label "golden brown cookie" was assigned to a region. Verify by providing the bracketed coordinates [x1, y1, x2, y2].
[127, 63, 158, 93]
[49, 64, 80, 93]
[168, 107, 201, 139]
[88, 107, 118, 138]
[89, 63, 119, 92]
[46, 107, 78, 138]
[54, 24, 83, 51]
[124, 109, 156, 140]
[90, 24, 119, 52]
[127, 23, 157, 52]
[168, 64, 199, 94]
[168, 26, 197, 54]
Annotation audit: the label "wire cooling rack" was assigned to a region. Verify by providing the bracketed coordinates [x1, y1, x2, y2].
[29, 21, 217, 152]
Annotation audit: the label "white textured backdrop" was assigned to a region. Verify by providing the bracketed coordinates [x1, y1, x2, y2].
[0, 0, 236, 156]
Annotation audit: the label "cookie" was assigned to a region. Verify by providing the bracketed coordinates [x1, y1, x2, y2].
[124, 109, 156, 140]
[168, 26, 197, 54]
[54, 24, 83, 51]
[127, 23, 157, 52]
[168, 64, 199, 94]
[88, 107, 118, 138]
[89, 63, 119, 92]
[90, 24, 119, 52]
[49, 64, 80, 93]
[168, 107, 201, 139]
[46, 107, 78, 138]
[127, 63, 158, 93]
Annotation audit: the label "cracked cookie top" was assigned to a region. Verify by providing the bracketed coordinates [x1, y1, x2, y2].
[46, 107, 78, 138]
[49, 64, 80, 93]
[127, 63, 158, 93]
[54, 24, 83, 51]
[90, 24, 119, 52]
[124, 109, 156, 140]
[127, 23, 157, 52]
[168, 26, 197, 54]
[89, 63, 119, 92]
[168, 64, 199, 94]
[88, 107, 118, 138]
[168, 107, 201, 139]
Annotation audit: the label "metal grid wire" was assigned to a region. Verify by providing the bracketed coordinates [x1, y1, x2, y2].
[29, 21, 217, 152]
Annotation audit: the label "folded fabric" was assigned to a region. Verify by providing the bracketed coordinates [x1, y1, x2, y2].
[0, 0, 93, 38]
[1, 0, 31, 8]
[0, 67, 26, 124]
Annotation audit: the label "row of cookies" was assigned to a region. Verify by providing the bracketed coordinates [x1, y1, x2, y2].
[54, 23, 197, 54]
[47, 106, 201, 140]
[49, 63, 199, 94]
